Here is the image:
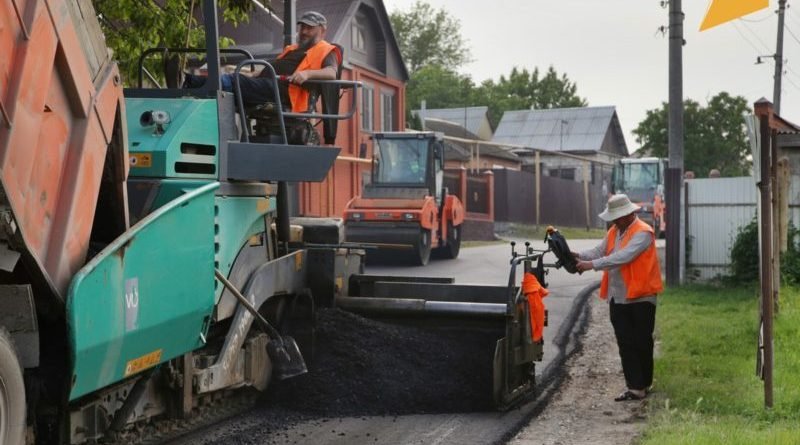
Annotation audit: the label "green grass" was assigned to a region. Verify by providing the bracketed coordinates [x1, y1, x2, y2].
[641, 285, 800, 445]
[498, 223, 607, 240]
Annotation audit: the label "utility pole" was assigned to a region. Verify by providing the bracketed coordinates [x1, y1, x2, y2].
[774, 0, 787, 114]
[666, 0, 685, 286]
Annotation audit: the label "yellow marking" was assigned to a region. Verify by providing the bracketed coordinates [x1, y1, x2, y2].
[256, 198, 270, 213]
[700, 0, 768, 31]
[130, 153, 152, 168]
[248, 234, 263, 246]
[335, 277, 343, 293]
[124, 349, 163, 377]
[295, 252, 303, 271]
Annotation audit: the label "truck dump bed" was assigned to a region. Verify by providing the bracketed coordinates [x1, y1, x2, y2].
[0, 0, 128, 298]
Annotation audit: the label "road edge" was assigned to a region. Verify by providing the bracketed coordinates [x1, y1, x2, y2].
[496, 280, 601, 444]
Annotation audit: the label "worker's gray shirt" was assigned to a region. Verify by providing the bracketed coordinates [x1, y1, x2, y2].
[578, 226, 657, 305]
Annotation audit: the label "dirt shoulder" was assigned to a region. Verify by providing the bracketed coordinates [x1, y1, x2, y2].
[508, 294, 648, 445]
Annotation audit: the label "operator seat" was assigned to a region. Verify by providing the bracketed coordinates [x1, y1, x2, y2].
[248, 44, 344, 146]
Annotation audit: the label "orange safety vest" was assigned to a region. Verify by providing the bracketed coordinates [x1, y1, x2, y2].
[522, 272, 548, 342]
[277, 40, 341, 113]
[599, 218, 663, 300]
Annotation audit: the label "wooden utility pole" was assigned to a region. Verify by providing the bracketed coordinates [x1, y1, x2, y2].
[666, 0, 685, 285]
[758, 117, 774, 409]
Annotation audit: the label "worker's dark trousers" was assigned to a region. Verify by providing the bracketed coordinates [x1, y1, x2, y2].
[609, 300, 656, 391]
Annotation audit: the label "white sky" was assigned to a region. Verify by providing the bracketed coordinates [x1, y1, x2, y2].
[382, 0, 799, 152]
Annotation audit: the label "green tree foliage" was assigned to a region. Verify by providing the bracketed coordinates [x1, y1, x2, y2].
[405, 65, 475, 111]
[633, 92, 751, 177]
[473, 66, 587, 127]
[389, 1, 471, 73]
[403, 65, 587, 129]
[93, 0, 251, 86]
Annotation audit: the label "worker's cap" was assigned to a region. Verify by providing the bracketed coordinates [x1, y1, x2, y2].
[599, 194, 640, 222]
[297, 11, 327, 27]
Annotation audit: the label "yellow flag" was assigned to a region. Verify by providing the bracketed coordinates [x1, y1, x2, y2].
[700, 0, 770, 31]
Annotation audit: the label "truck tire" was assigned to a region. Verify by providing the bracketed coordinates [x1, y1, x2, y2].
[442, 223, 461, 259]
[413, 229, 432, 266]
[0, 329, 26, 445]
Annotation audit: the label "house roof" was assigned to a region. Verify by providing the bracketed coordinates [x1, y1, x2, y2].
[413, 106, 490, 139]
[423, 118, 519, 163]
[491, 106, 628, 156]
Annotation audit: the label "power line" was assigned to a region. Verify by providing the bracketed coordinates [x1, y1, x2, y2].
[739, 11, 775, 23]
[732, 21, 769, 54]
[785, 24, 800, 47]
[737, 19, 773, 52]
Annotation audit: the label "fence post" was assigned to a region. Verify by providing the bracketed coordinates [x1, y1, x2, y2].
[535, 150, 541, 225]
[583, 160, 591, 230]
[459, 166, 468, 211]
[483, 170, 494, 221]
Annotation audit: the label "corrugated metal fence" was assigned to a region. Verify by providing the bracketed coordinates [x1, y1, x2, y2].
[686, 177, 758, 280]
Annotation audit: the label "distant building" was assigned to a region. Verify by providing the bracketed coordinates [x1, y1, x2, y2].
[492, 106, 628, 181]
[412, 106, 494, 141]
[421, 118, 520, 170]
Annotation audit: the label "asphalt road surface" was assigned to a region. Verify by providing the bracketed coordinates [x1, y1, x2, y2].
[169, 238, 605, 445]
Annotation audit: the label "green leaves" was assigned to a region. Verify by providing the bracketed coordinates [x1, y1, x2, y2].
[473, 66, 587, 127]
[93, 0, 251, 87]
[633, 92, 752, 177]
[389, 1, 472, 74]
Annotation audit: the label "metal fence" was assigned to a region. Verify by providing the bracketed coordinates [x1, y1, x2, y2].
[685, 177, 758, 281]
[492, 167, 610, 229]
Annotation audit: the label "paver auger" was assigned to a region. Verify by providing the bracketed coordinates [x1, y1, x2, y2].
[337, 227, 579, 409]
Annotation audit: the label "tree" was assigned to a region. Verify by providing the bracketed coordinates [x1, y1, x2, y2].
[405, 65, 475, 112]
[389, 1, 471, 73]
[473, 66, 587, 127]
[633, 92, 751, 177]
[93, 0, 251, 86]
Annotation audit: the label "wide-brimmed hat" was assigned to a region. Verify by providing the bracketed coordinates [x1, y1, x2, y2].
[297, 11, 327, 27]
[598, 194, 640, 222]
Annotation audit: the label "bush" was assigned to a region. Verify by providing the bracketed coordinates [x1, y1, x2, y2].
[727, 219, 800, 285]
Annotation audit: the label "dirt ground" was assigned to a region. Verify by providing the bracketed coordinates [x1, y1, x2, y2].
[508, 294, 649, 445]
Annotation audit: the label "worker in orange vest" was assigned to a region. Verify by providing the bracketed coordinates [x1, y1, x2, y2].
[183, 11, 341, 111]
[574, 194, 663, 402]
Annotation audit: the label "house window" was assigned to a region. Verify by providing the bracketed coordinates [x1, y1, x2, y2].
[361, 84, 374, 131]
[351, 20, 366, 53]
[380, 91, 394, 131]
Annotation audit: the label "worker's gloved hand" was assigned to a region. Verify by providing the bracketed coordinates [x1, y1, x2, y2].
[576, 261, 593, 273]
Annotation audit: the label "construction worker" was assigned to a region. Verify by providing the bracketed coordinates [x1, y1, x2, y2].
[184, 11, 340, 111]
[573, 194, 663, 401]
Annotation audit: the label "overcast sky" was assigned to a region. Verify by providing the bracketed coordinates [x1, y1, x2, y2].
[382, 0, 798, 152]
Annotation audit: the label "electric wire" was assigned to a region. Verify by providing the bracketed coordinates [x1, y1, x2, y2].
[737, 20, 773, 52]
[732, 21, 770, 54]
[739, 11, 776, 23]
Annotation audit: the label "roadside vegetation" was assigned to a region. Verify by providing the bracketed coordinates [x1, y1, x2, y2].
[641, 284, 800, 444]
[496, 223, 607, 241]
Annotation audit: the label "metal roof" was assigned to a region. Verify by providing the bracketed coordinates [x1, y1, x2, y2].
[422, 119, 519, 162]
[412, 107, 490, 139]
[491, 106, 628, 156]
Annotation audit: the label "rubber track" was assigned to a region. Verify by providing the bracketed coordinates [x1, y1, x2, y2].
[102, 390, 260, 445]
